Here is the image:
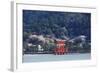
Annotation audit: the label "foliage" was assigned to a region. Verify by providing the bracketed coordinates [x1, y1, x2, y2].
[23, 10, 91, 40]
[23, 10, 91, 54]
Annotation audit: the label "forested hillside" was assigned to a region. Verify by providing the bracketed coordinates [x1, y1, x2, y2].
[23, 10, 91, 54]
[23, 10, 91, 41]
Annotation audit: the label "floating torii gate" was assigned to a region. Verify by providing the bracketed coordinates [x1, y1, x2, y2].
[54, 40, 68, 55]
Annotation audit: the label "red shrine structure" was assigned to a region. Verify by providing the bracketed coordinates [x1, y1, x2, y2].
[54, 40, 68, 55]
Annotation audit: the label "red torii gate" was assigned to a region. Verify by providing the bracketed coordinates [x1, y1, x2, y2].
[54, 40, 68, 55]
